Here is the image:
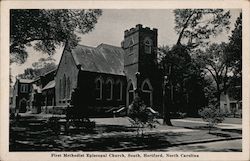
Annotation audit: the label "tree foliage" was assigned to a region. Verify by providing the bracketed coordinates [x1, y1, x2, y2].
[194, 13, 242, 105]
[18, 57, 57, 79]
[159, 45, 206, 116]
[225, 12, 242, 75]
[198, 105, 225, 133]
[158, 9, 231, 121]
[10, 9, 102, 64]
[161, 45, 191, 84]
[225, 13, 242, 101]
[128, 96, 159, 136]
[195, 43, 229, 105]
[174, 9, 231, 48]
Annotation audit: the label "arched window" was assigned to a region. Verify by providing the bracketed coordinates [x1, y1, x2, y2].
[141, 79, 153, 107]
[106, 78, 114, 100]
[116, 80, 123, 101]
[144, 38, 152, 54]
[67, 77, 71, 98]
[59, 79, 62, 99]
[127, 81, 134, 106]
[129, 38, 134, 53]
[63, 74, 66, 99]
[95, 77, 103, 100]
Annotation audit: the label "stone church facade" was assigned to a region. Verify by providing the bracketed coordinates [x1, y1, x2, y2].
[55, 24, 163, 116]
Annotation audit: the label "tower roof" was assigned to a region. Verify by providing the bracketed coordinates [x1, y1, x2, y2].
[124, 24, 158, 37]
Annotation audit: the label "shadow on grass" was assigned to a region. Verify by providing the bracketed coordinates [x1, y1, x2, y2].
[10, 122, 184, 151]
[209, 132, 231, 138]
[221, 129, 242, 134]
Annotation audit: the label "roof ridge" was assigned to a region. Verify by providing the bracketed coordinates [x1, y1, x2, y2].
[76, 43, 122, 50]
[97, 43, 122, 49]
[77, 44, 96, 49]
[42, 68, 57, 76]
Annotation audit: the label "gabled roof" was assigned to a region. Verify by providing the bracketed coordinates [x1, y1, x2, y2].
[43, 68, 57, 77]
[71, 43, 125, 76]
[42, 80, 55, 90]
[33, 68, 57, 82]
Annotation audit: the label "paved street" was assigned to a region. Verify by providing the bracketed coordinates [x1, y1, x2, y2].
[163, 139, 242, 152]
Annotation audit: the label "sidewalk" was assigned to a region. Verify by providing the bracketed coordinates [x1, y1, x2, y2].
[19, 112, 65, 119]
[18, 113, 242, 132]
[172, 119, 242, 130]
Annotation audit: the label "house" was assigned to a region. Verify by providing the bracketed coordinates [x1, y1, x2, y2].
[220, 86, 242, 117]
[12, 69, 56, 114]
[55, 24, 164, 116]
[12, 78, 33, 113]
[30, 69, 56, 113]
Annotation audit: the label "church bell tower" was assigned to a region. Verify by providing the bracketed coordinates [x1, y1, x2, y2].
[122, 24, 162, 109]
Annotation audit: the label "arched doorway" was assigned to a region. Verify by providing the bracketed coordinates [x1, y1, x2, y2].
[126, 81, 134, 107]
[141, 79, 153, 107]
[19, 98, 27, 113]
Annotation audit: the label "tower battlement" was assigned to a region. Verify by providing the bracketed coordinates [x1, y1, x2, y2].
[124, 24, 157, 37]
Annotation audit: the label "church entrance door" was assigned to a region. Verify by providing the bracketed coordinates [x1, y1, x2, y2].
[19, 99, 27, 113]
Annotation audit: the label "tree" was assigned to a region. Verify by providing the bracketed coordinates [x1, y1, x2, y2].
[159, 45, 207, 118]
[128, 96, 159, 137]
[174, 9, 231, 48]
[18, 57, 57, 79]
[196, 43, 229, 107]
[31, 57, 56, 69]
[225, 12, 242, 76]
[194, 13, 242, 108]
[225, 13, 242, 101]
[160, 45, 191, 112]
[159, 9, 231, 124]
[161, 9, 230, 122]
[182, 60, 207, 115]
[10, 9, 102, 64]
[198, 105, 225, 133]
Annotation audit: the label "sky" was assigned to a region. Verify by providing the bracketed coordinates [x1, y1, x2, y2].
[10, 9, 241, 82]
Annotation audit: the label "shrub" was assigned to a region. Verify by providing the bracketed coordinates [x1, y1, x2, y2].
[47, 117, 61, 133]
[169, 112, 187, 119]
[198, 105, 225, 133]
[127, 96, 159, 137]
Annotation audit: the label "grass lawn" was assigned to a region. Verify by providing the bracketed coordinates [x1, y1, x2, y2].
[9, 116, 242, 151]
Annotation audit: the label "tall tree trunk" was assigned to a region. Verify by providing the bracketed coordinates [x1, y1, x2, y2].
[162, 64, 173, 126]
[163, 114, 173, 126]
[163, 87, 173, 126]
[176, 11, 196, 45]
[216, 83, 221, 110]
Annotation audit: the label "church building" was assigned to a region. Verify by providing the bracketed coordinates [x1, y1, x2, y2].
[55, 24, 163, 116]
